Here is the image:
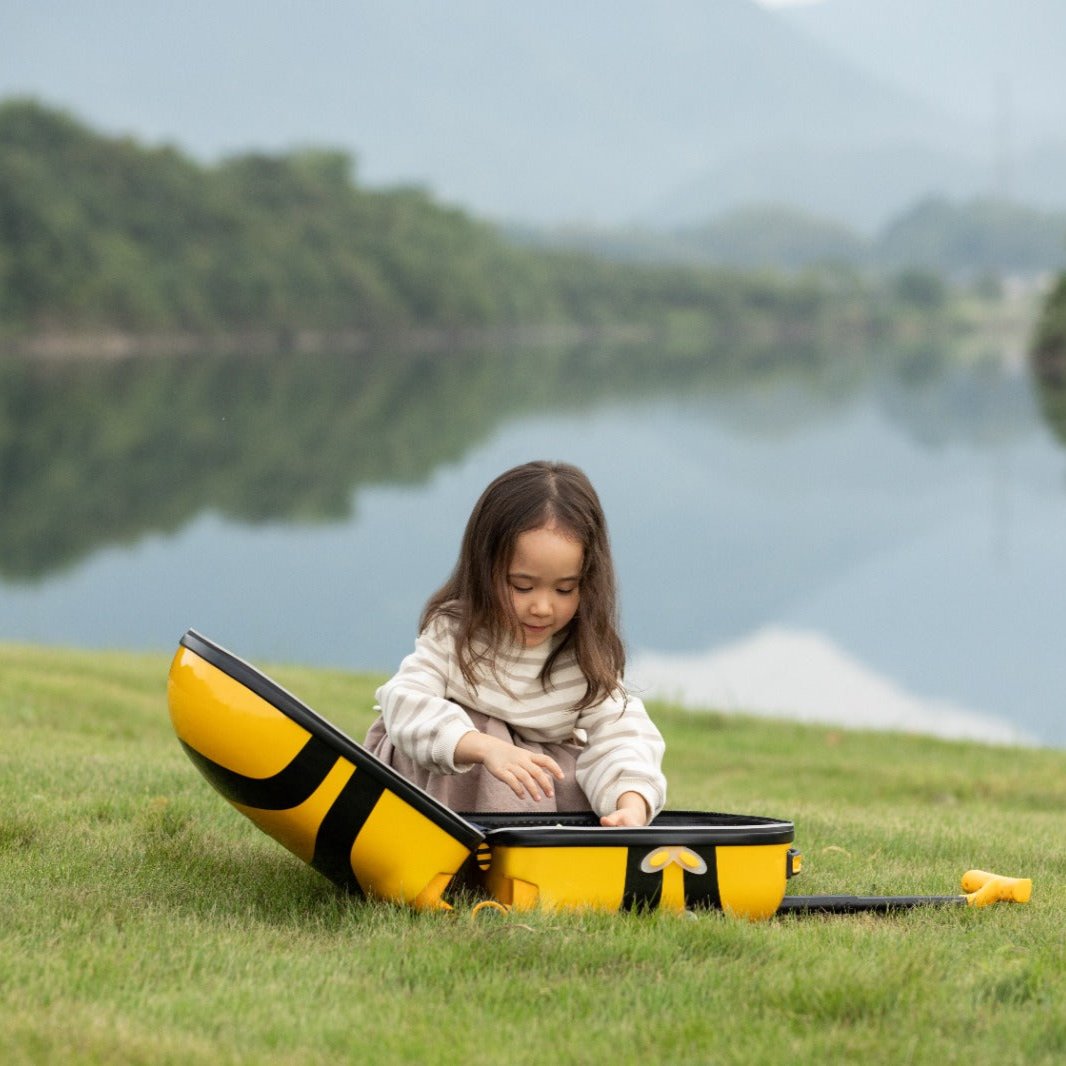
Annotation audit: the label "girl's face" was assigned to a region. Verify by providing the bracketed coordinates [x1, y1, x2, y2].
[506, 524, 583, 646]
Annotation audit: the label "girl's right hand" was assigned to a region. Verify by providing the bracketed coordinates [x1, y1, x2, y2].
[454, 732, 565, 802]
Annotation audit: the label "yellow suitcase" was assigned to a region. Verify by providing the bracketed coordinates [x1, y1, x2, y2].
[167, 629, 798, 918]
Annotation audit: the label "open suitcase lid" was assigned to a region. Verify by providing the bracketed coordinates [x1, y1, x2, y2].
[177, 629, 486, 849]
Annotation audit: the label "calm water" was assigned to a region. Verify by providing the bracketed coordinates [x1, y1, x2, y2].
[2, 337, 1063, 746]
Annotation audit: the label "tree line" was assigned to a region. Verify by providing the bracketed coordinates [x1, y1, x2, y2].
[1, 98, 965, 347]
[0, 99, 567, 334]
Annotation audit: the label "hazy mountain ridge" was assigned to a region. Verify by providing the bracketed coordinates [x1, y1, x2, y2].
[516, 197, 1066, 280]
[710, 0, 1066, 229]
[781, 0, 1066, 141]
[653, 137, 1066, 233]
[1, 1, 1063, 231]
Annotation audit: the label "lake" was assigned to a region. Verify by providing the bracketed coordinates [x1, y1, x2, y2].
[2, 325, 1064, 747]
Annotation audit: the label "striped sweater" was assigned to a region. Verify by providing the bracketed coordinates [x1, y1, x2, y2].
[374, 615, 667, 818]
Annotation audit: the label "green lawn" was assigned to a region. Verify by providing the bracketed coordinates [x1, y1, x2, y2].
[1, 642, 1063, 1064]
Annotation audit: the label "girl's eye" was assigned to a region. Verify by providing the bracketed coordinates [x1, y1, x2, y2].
[512, 585, 533, 593]
[557, 587, 577, 596]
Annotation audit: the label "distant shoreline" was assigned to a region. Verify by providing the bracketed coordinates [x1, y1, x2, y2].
[0, 322, 652, 362]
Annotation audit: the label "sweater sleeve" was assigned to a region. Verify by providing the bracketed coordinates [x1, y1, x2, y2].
[574, 690, 667, 819]
[373, 618, 477, 775]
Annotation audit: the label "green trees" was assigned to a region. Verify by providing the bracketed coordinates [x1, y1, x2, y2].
[1032, 275, 1066, 375]
[0, 99, 559, 335]
[0, 98, 977, 349]
[1031, 275, 1066, 445]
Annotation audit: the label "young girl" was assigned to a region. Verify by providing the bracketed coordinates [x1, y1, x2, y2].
[365, 460, 666, 827]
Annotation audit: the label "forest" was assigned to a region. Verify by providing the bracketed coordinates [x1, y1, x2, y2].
[1031, 273, 1066, 444]
[0, 99, 561, 335]
[0, 98, 973, 351]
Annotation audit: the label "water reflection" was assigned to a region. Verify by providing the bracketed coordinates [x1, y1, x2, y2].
[1, 333, 1065, 748]
[1, 345, 552, 579]
[3, 337, 1060, 581]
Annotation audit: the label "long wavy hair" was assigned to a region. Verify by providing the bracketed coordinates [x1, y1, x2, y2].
[421, 460, 626, 710]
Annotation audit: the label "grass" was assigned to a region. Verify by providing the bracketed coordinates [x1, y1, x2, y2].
[1, 641, 1064, 1064]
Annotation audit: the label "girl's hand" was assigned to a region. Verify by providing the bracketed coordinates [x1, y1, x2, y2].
[454, 732, 565, 802]
[600, 791, 650, 827]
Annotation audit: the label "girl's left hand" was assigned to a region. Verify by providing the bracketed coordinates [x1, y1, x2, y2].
[600, 791, 649, 827]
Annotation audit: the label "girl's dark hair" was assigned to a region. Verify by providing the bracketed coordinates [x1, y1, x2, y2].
[421, 460, 625, 710]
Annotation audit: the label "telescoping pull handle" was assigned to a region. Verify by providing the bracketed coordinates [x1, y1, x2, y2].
[776, 867, 1033, 915]
[961, 869, 1032, 907]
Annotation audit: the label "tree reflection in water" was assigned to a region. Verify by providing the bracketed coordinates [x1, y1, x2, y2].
[0, 328, 1062, 583]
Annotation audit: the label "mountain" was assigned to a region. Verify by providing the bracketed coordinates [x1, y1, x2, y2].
[516, 197, 1066, 280]
[780, 0, 1066, 148]
[2, 1, 1064, 230]
[0, 0, 955, 228]
[729, 0, 1066, 224]
[649, 138, 993, 233]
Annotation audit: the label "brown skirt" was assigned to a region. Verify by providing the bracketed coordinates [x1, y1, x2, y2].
[363, 710, 593, 814]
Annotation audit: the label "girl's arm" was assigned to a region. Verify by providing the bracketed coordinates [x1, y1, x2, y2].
[374, 619, 480, 775]
[600, 790, 651, 827]
[575, 692, 666, 824]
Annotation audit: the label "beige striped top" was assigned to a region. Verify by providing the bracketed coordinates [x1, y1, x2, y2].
[374, 615, 666, 818]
